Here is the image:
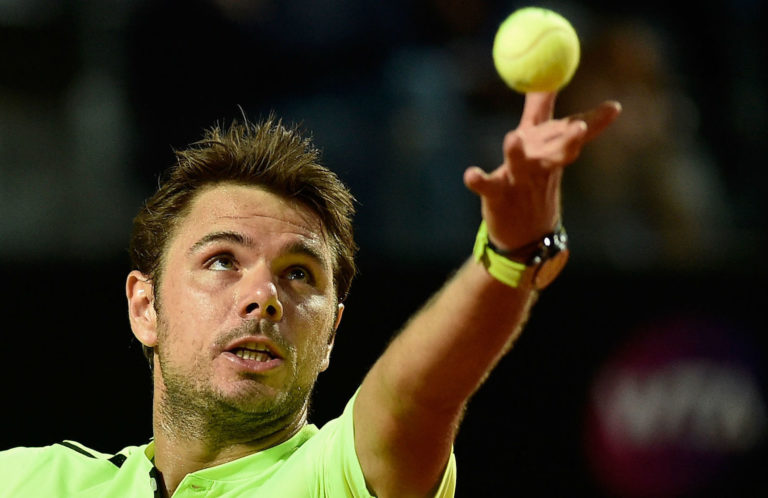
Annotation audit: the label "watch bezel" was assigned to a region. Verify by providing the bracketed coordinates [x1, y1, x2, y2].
[526, 227, 568, 266]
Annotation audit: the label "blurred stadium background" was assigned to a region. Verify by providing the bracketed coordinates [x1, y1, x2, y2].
[1, 0, 766, 495]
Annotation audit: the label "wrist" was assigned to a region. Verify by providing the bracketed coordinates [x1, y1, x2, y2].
[473, 220, 569, 290]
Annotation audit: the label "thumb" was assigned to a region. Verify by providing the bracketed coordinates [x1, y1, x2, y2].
[463, 166, 501, 198]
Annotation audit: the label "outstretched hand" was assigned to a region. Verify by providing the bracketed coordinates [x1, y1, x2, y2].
[464, 92, 621, 251]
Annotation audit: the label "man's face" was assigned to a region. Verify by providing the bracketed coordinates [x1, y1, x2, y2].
[139, 183, 342, 430]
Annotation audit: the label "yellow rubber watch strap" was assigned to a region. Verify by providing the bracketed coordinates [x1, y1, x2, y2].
[473, 220, 527, 288]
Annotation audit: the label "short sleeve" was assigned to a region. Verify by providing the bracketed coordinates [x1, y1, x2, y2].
[317, 390, 457, 498]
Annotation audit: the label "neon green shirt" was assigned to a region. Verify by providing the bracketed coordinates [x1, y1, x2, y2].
[0, 394, 456, 497]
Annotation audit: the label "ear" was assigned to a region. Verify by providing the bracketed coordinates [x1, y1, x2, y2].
[319, 303, 344, 372]
[333, 302, 345, 332]
[126, 270, 158, 348]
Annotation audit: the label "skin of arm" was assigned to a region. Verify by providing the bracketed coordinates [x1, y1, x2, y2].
[354, 92, 622, 497]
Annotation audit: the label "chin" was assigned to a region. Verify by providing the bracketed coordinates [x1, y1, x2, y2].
[216, 378, 297, 412]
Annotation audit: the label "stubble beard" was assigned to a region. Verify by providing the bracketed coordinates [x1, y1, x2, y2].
[154, 318, 324, 449]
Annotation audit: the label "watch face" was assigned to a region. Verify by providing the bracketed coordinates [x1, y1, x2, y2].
[532, 249, 569, 289]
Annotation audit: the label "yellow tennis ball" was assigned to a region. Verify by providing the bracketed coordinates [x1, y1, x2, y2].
[492, 7, 580, 93]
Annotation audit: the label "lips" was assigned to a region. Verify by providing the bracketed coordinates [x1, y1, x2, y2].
[222, 336, 284, 372]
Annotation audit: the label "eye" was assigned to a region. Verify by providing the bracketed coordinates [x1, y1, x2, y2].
[285, 266, 313, 283]
[207, 254, 237, 271]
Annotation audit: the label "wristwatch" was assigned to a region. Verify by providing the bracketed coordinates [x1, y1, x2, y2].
[473, 220, 570, 290]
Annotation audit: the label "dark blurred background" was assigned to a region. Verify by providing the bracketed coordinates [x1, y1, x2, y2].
[1, 0, 766, 496]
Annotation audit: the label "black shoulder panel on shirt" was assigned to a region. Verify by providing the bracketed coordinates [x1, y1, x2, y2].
[56, 441, 98, 459]
[56, 441, 127, 468]
[108, 453, 127, 467]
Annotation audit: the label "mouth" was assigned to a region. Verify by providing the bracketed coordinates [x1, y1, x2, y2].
[230, 342, 277, 362]
[221, 337, 284, 373]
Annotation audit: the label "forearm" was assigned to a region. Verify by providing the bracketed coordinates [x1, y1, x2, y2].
[355, 257, 537, 497]
[366, 257, 536, 414]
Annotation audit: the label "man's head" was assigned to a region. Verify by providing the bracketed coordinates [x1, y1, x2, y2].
[128, 117, 356, 369]
[124, 117, 356, 442]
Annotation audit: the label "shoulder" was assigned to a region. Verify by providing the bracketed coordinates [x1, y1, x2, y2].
[1, 441, 104, 467]
[290, 390, 374, 497]
[1, 440, 141, 465]
[295, 391, 457, 498]
[0, 441, 147, 497]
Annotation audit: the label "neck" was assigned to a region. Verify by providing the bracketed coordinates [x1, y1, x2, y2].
[150, 384, 308, 496]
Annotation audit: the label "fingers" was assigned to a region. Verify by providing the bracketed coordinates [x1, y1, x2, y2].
[520, 92, 557, 127]
[467, 98, 621, 199]
[533, 120, 588, 167]
[521, 96, 621, 142]
[504, 119, 588, 170]
[573, 100, 622, 142]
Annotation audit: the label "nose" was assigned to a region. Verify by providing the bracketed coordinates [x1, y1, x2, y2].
[239, 268, 284, 322]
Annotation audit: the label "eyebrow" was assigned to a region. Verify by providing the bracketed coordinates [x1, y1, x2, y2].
[187, 230, 330, 268]
[188, 231, 255, 255]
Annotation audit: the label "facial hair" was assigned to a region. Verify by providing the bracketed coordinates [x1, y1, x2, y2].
[155, 318, 325, 448]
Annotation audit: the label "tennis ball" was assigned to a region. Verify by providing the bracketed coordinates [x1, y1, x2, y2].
[492, 7, 580, 93]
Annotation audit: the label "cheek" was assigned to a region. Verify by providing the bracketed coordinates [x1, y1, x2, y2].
[156, 314, 211, 375]
[157, 283, 222, 355]
[166, 272, 231, 324]
[291, 295, 336, 344]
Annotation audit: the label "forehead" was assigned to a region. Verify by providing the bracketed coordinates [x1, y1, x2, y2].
[171, 183, 328, 253]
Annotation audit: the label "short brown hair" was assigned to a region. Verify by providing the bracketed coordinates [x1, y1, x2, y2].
[129, 116, 357, 365]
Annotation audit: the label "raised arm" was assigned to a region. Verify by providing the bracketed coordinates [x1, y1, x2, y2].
[353, 92, 621, 497]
